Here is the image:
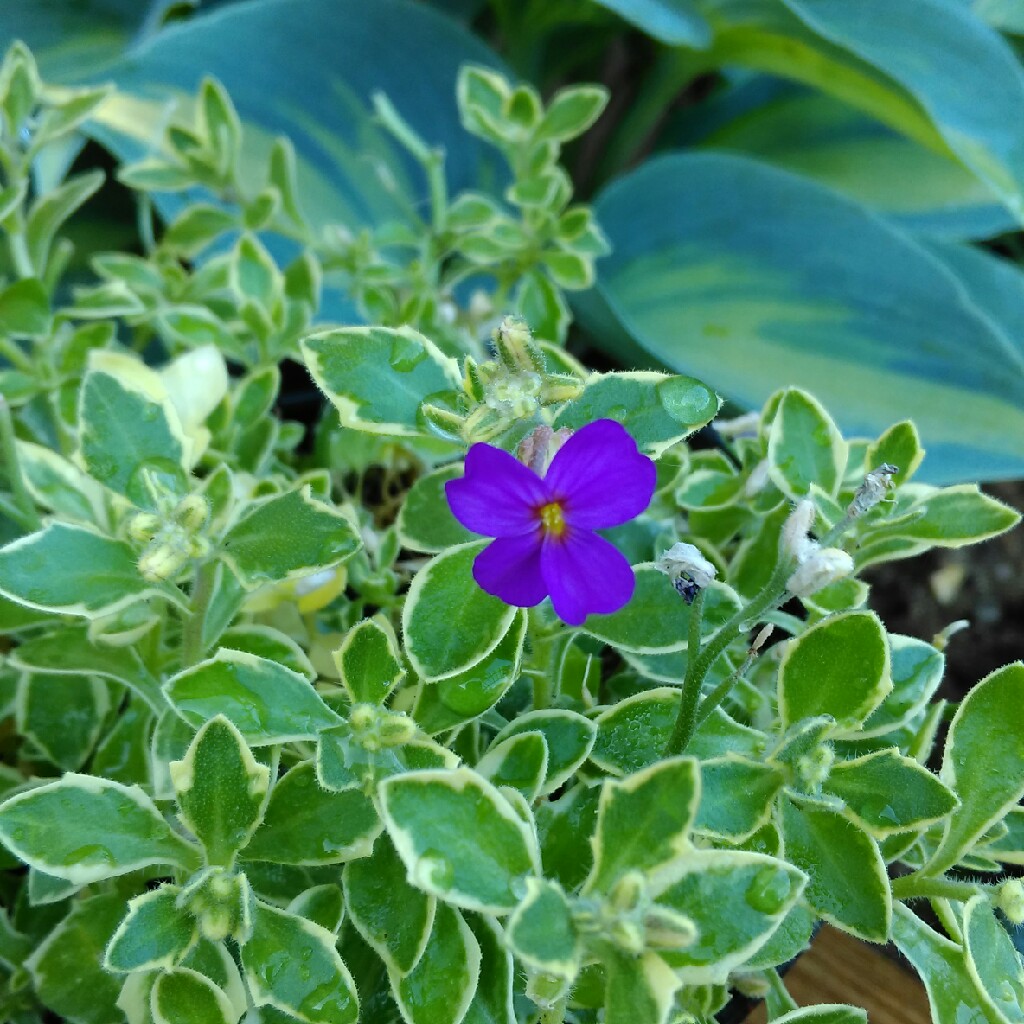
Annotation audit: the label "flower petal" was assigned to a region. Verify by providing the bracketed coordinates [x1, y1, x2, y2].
[473, 533, 548, 608]
[541, 529, 635, 626]
[445, 443, 548, 538]
[545, 419, 656, 530]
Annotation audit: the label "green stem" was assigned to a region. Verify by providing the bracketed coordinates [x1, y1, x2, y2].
[891, 874, 982, 903]
[7, 229, 34, 279]
[665, 557, 794, 757]
[764, 968, 799, 1018]
[181, 560, 217, 669]
[0, 335, 33, 373]
[0, 397, 41, 530]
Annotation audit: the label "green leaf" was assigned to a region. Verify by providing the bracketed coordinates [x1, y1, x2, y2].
[767, 388, 846, 498]
[164, 648, 342, 745]
[492, 709, 597, 796]
[506, 878, 579, 979]
[742, 900, 816, 971]
[694, 757, 784, 841]
[379, 768, 539, 914]
[26, 893, 125, 1024]
[477, 732, 548, 801]
[397, 465, 474, 553]
[0, 278, 50, 336]
[231, 234, 281, 309]
[170, 716, 270, 867]
[0, 523, 184, 618]
[591, 687, 681, 775]
[302, 326, 460, 438]
[652, 850, 807, 982]
[770, 1008, 867, 1024]
[151, 968, 236, 1024]
[16, 670, 108, 771]
[778, 611, 891, 731]
[79, 368, 187, 497]
[585, 757, 699, 894]
[892, 903, 1004, 1024]
[162, 203, 239, 256]
[587, 153, 1024, 484]
[861, 634, 944, 738]
[241, 901, 359, 1024]
[604, 951, 680, 1024]
[221, 624, 316, 681]
[823, 749, 958, 838]
[105, 885, 196, 973]
[928, 662, 1024, 874]
[0, 774, 197, 884]
[537, 783, 602, 892]
[287, 885, 345, 934]
[392, 904, 480, 1024]
[592, 0, 711, 46]
[243, 762, 380, 866]
[221, 486, 361, 589]
[780, 798, 891, 941]
[403, 541, 518, 681]
[343, 833, 435, 975]
[337, 618, 404, 704]
[963, 895, 1024, 1023]
[553, 372, 719, 458]
[536, 84, 609, 142]
[26, 170, 104, 271]
[462, 914, 515, 1024]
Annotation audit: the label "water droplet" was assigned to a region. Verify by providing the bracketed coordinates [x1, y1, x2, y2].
[745, 866, 792, 915]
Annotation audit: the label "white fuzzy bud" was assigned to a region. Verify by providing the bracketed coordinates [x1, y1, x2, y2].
[780, 500, 818, 562]
[786, 547, 854, 598]
[848, 463, 898, 517]
[997, 880, 1024, 925]
[656, 542, 718, 604]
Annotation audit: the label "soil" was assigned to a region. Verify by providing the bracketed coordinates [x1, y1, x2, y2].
[865, 481, 1024, 702]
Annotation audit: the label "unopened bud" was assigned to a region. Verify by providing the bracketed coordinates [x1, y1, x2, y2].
[643, 906, 697, 949]
[173, 494, 209, 531]
[744, 460, 770, 497]
[526, 971, 571, 1008]
[137, 537, 189, 583]
[786, 547, 854, 598]
[655, 542, 717, 605]
[796, 742, 835, 789]
[609, 918, 645, 955]
[349, 704, 376, 733]
[538, 374, 585, 406]
[848, 463, 898, 517]
[517, 425, 571, 475]
[997, 880, 1024, 925]
[420, 401, 466, 443]
[731, 973, 771, 999]
[462, 357, 486, 403]
[378, 713, 417, 746]
[493, 316, 544, 374]
[484, 372, 541, 418]
[128, 512, 162, 544]
[609, 871, 646, 914]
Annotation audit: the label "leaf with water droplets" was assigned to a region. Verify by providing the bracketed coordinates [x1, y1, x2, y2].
[105, 885, 197, 973]
[241, 900, 359, 1024]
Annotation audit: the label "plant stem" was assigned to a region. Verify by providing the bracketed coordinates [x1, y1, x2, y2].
[536, 997, 568, 1024]
[764, 968, 799, 1017]
[0, 397, 41, 531]
[891, 874, 982, 903]
[181, 560, 217, 669]
[665, 557, 793, 757]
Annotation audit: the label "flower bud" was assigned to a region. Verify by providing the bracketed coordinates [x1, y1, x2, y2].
[997, 880, 1024, 925]
[378, 713, 417, 746]
[608, 918, 645, 955]
[493, 315, 544, 374]
[420, 401, 466, 443]
[517, 425, 572, 475]
[137, 537, 189, 583]
[780, 500, 817, 563]
[786, 547, 854, 598]
[173, 494, 209, 531]
[525, 971, 572, 1008]
[608, 870, 646, 914]
[796, 742, 835, 789]
[349, 704, 376, 733]
[462, 357, 486, 403]
[128, 512, 162, 544]
[643, 906, 698, 949]
[538, 374, 585, 406]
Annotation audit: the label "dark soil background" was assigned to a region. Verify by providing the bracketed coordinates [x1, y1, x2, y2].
[867, 481, 1024, 702]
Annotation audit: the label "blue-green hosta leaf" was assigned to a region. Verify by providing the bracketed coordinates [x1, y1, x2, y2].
[242, 900, 359, 1024]
[778, 611, 891, 732]
[379, 768, 540, 914]
[242, 761, 381, 866]
[91, 0, 505, 230]
[690, 85, 1015, 239]
[343, 833, 435, 976]
[170, 716, 270, 867]
[651, 850, 807, 982]
[0, 775, 198, 884]
[588, 153, 1024, 484]
[592, 0, 712, 46]
[403, 541, 518, 682]
[164, 648, 342, 745]
[0, 523, 186, 618]
[391, 904, 481, 1024]
[26, 893, 127, 1024]
[928, 662, 1024, 874]
[105, 885, 197, 974]
[584, 756, 699, 894]
[220, 486, 361, 590]
[892, 903, 1004, 1024]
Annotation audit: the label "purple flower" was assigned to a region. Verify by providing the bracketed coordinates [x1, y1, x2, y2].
[445, 419, 657, 626]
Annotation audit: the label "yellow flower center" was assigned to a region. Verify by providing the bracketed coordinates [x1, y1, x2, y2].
[538, 501, 567, 538]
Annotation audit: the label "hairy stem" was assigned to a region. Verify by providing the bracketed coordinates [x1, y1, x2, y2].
[181, 560, 217, 669]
